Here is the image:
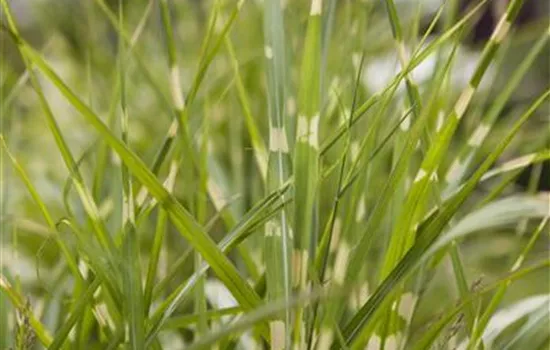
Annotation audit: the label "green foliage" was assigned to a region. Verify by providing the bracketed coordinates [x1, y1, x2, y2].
[0, 0, 548, 348]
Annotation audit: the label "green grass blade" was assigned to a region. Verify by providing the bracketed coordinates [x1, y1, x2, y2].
[225, 38, 268, 181]
[444, 27, 550, 190]
[263, 0, 292, 347]
[47, 277, 102, 349]
[340, 89, 549, 347]
[187, 290, 321, 350]
[411, 259, 550, 350]
[1, 0, 118, 264]
[314, 53, 366, 350]
[145, 185, 290, 344]
[6, 29, 269, 339]
[0, 274, 53, 346]
[467, 217, 549, 349]
[0, 137, 81, 284]
[375, 2, 529, 343]
[116, 3, 145, 347]
[293, 0, 323, 345]
[381, 0, 528, 283]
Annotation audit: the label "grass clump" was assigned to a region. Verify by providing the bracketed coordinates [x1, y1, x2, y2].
[0, 0, 548, 349]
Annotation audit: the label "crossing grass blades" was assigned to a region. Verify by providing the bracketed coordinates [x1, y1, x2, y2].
[0, 0, 549, 349]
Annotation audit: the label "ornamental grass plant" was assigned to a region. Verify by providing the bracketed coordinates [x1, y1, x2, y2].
[0, 0, 549, 349]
